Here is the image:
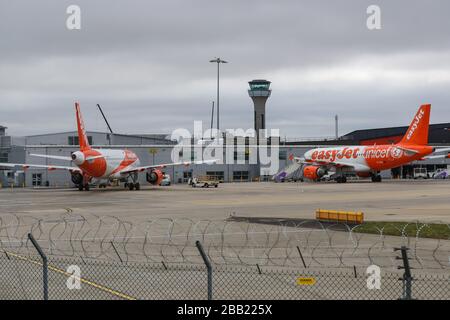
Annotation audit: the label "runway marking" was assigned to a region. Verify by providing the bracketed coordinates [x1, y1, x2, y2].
[4, 251, 137, 300]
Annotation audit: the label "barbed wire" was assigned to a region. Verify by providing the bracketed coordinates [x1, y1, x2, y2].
[0, 212, 448, 270]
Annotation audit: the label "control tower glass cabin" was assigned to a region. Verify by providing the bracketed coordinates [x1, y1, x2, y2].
[248, 80, 271, 135]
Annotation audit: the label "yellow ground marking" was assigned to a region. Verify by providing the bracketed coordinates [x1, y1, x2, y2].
[4, 251, 137, 300]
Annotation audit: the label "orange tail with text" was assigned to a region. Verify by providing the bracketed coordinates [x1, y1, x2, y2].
[75, 102, 91, 151]
[399, 104, 430, 146]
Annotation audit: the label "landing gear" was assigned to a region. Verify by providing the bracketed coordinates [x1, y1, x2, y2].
[125, 173, 140, 191]
[336, 176, 347, 183]
[371, 175, 382, 182]
[77, 174, 92, 191]
[78, 183, 90, 191]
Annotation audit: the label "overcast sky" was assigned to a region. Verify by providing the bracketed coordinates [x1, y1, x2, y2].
[1, 0, 450, 138]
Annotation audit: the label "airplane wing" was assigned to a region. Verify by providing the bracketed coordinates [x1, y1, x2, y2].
[421, 153, 450, 160]
[317, 161, 370, 172]
[30, 153, 106, 161]
[29, 154, 73, 161]
[118, 159, 219, 174]
[0, 162, 81, 172]
[420, 148, 450, 160]
[293, 157, 370, 172]
[433, 147, 450, 153]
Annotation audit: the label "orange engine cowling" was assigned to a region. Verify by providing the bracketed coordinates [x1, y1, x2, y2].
[146, 169, 164, 185]
[303, 166, 326, 180]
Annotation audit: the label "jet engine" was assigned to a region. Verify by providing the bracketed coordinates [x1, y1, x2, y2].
[303, 166, 326, 180]
[146, 169, 164, 185]
[71, 172, 83, 185]
[71, 151, 85, 165]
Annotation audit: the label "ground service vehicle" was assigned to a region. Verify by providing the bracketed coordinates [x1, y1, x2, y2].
[189, 176, 219, 188]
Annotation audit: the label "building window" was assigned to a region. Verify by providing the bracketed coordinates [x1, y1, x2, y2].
[234, 151, 249, 161]
[183, 171, 192, 183]
[206, 171, 224, 182]
[233, 171, 249, 182]
[0, 153, 7, 162]
[32, 173, 42, 186]
[279, 151, 287, 160]
[68, 136, 93, 146]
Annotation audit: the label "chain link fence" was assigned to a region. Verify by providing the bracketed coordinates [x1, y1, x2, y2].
[0, 214, 448, 300]
[0, 238, 448, 300]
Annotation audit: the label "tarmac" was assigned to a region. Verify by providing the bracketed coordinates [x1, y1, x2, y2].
[0, 180, 449, 300]
[1, 179, 450, 223]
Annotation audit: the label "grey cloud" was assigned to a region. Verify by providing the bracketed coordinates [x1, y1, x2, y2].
[1, 0, 450, 137]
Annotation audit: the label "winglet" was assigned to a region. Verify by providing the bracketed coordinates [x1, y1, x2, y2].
[75, 102, 91, 151]
[399, 104, 430, 146]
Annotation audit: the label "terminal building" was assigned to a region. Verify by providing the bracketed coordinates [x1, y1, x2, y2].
[1, 80, 450, 187]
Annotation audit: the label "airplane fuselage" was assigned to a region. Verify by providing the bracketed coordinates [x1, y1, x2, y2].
[303, 144, 434, 173]
[75, 148, 140, 179]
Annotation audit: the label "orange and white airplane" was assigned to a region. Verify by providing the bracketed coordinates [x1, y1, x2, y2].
[0, 103, 217, 191]
[297, 104, 450, 183]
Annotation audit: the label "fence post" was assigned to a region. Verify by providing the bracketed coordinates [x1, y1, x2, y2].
[296, 246, 307, 268]
[196, 240, 212, 300]
[28, 233, 48, 300]
[395, 246, 414, 300]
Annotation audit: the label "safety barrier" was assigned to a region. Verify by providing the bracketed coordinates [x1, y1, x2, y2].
[316, 209, 364, 224]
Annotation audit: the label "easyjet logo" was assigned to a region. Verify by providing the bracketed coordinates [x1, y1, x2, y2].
[311, 148, 359, 162]
[406, 109, 424, 140]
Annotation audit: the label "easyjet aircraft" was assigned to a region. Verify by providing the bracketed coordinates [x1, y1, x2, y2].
[0, 103, 217, 191]
[296, 104, 450, 183]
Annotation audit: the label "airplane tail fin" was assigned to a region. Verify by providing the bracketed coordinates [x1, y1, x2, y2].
[399, 104, 430, 146]
[75, 102, 91, 151]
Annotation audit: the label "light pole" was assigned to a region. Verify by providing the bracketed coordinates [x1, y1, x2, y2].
[209, 57, 228, 133]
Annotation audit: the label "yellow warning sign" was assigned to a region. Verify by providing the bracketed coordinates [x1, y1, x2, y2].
[296, 277, 316, 286]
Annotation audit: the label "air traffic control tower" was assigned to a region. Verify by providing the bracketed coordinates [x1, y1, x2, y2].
[248, 79, 271, 136]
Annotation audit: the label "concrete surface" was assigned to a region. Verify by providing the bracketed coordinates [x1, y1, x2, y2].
[1, 180, 450, 223]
